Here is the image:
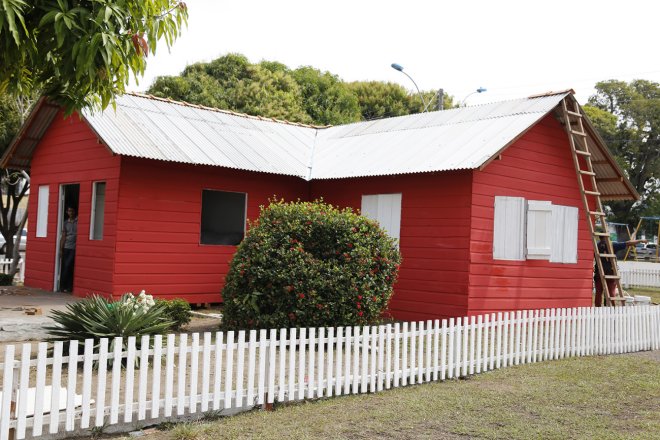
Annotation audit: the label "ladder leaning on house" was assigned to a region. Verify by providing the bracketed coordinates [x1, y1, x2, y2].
[560, 97, 627, 306]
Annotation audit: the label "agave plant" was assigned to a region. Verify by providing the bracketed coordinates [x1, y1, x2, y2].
[46, 294, 174, 347]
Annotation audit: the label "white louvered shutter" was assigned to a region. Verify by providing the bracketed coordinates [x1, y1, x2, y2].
[36, 185, 49, 237]
[550, 205, 579, 263]
[526, 200, 553, 260]
[493, 196, 526, 260]
[361, 193, 402, 241]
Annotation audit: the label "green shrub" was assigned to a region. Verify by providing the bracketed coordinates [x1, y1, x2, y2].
[46, 294, 174, 348]
[158, 298, 192, 331]
[0, 273, 13, 286]
[221, 199, 401, 329]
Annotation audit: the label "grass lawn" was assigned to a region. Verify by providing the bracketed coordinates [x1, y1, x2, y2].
[626, 287, 660, 304]
[115, 352, 660, 440]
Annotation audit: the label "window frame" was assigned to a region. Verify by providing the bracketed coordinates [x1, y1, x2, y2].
[360, 193, 403, 243]
[199, 188, 248, 246]
[492, 196, 579, 264]
[36, 185, 49, 238]
[89, 181, 106, 241]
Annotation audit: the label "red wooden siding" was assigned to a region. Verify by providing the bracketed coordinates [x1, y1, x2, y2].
[113, 157, 308, 302]
[468, 114, 593, 314]
[26, 111, 120, 296]
[311, 172, 473, 321]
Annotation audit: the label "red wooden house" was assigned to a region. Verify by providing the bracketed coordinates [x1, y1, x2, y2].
[2, 90, 637, 320]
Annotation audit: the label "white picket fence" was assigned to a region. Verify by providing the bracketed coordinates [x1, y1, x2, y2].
[0, 258, 25, 283]
[1, 305, 659, 440]
[621, 268, 660, 288]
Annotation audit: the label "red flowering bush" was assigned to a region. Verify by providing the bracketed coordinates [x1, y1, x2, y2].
[221, 199, 401, 330]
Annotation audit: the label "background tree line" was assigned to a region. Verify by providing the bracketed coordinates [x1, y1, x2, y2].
[583, 79, 660, 236]
[146, 53, 453, 125]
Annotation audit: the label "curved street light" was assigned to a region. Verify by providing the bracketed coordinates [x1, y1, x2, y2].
[391, 63, 429, 112]
[460, 87, 487, 107]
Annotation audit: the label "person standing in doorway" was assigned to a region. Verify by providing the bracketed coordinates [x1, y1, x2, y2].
[60, 206, 77, 292]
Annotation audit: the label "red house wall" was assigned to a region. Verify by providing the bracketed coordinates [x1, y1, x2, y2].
[467, 115, 593, 314]
[310, 172, 473, 321]
[113, 157, 308, 302]
[26, 111, 120, 296]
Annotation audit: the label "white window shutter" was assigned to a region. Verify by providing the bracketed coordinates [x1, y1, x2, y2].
[493, 196, 526, 260]
[526, 200, 552, 260]
[361, 193, 402, 241]
[361, 195, 378, 220]
[550, 205, 579, 264]
[36, 185, 49, 238]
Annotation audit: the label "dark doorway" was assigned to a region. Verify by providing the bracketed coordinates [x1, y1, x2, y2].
[56, 184, 80, 292]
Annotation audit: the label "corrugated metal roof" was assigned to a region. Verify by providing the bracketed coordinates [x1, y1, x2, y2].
[82, 94, 317, 178]
[310, 94, 568, 179]
[80, 92, 568, 181]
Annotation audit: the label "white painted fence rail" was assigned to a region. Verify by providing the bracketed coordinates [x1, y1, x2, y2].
[0, 258, 25, 283]
[1, 305, 659, 439]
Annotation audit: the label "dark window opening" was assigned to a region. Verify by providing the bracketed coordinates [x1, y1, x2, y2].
[200, 190, 246, 245]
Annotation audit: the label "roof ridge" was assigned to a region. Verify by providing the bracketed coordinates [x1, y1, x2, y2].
[125, 92, 331, 129]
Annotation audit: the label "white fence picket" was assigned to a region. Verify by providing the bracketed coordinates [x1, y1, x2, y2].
[189, 333, 199, 414]
[235, 331, 246, 407]
[201, 333, 211, 412]
[214, 331, 224, 410]
[138, 336, 149, 421]
[16, 344, 30, 439]
[326, 327, 335, 397]
[33, 343, 48, 436]
[164, 334, 175, 416]
[0, 345, 15, 440]
[267, 328, 277, 404]
[80, 339, 94, 429]
[151, 335, 163, 418]
[177, 334, 188, 414]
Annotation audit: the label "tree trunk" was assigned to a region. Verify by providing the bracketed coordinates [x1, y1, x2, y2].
[8, 171, 29, 278]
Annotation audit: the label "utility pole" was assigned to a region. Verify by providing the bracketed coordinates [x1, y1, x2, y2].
[436, 89, 444, 111]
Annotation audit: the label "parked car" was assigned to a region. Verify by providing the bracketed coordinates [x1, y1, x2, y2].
[634, 243, 658, 260]
[0, 229, 27, 254]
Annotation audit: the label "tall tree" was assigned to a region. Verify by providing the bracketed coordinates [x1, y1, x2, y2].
[0, 0, 188, 112]
[586, 80, 660, 226]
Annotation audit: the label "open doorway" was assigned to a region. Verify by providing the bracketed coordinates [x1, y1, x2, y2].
[54, 184, 80, 292]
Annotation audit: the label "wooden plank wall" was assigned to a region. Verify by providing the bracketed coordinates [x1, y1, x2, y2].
[468, 115, 594, 314]
[311, 171, 473, 321]
[26, 111, 120, 296]
[113, 157, 308, 302]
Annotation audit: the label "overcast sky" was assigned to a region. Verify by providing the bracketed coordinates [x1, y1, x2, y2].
[129, 0, 660, 107]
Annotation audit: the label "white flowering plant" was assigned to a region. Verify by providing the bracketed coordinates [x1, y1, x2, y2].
[121, 290, 156, 313]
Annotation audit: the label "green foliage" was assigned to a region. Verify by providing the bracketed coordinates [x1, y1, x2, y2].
[158, 298, 192, 331]
[221, 200, 401, 330]
[0, 94, 21, 152]
[46, 294, 174, 347]
[291, 66, 361, 125]
[0, 0, 188, 112]
[148, 53, 454, 125]
[587, 79, 660, 223]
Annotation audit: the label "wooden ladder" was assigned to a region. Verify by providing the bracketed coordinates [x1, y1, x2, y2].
[560, 97, 627, 306]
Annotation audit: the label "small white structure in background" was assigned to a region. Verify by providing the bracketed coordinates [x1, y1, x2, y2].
[0, 258, 25, 283]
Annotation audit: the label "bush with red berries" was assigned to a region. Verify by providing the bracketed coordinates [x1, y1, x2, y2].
[221, 199, 401, 330]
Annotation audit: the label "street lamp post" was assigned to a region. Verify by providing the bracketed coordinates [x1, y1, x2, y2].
[460, 87, 487, 106]
[391, 63, 429, 112]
